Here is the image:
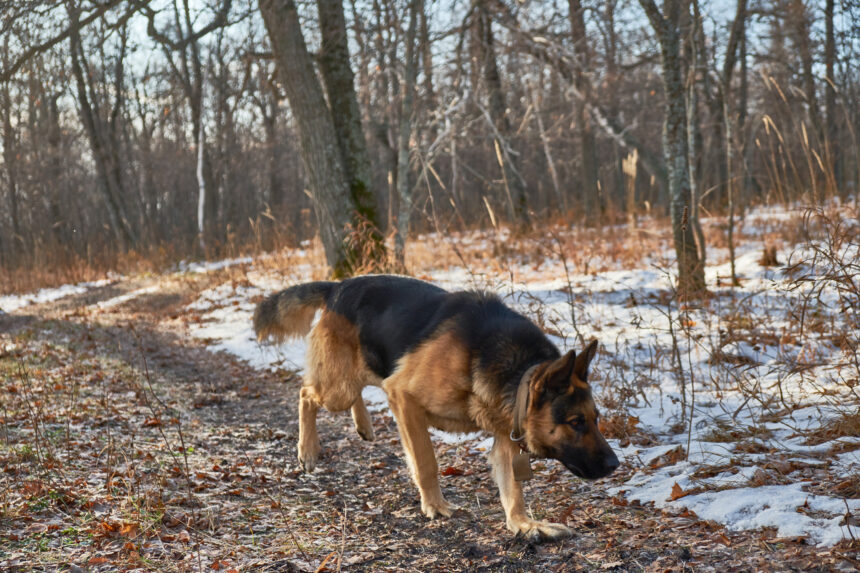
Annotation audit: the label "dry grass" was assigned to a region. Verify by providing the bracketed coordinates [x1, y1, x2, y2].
[805, 410, 860, 446]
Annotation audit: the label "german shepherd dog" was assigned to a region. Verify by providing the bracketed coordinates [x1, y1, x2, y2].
[254, 275, 619, 540]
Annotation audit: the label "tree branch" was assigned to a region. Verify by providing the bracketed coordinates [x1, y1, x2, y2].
[0, 0, 128, 82]
[638, 0, 667, 40]
[133, 0, 233, 52]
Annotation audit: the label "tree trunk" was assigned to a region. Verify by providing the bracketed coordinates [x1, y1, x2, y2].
[317, 0, 386, 260]
[568, 0, 600, 219]
[473, 1, 529, 225]
[529, 77, 563, 210]
[265, 96, 281, 208]
[623, 149, 639, 232]
[824, 0, 841, 195]
[603, 0, 625, 210]
[685, 1, 706, 271]
[394, 0, 419, 267]
[640, 0, 705, 297]
[1, 79, 21, 254]
[419, 1, 436, 111]
[196, 72, 208, 250]
[259, 0, 376, 276]
[790, 0, 822, 144]
[723, 0, 747, 286]
[68, 4, 137, 249]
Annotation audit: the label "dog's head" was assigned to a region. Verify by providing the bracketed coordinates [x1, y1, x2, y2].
[525, 340, 619, 480]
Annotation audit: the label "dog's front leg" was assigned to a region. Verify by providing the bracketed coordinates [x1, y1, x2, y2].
[386, 386, 456, 519]
[489, 436, 572, 541]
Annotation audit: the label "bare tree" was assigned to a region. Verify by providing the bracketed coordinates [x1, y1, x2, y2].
[824, 0, 841, 193]
[1, 39, 21, 259]
[639, 0, 705, 296]
[140, 0, 232, 245]
[569, 0, 600, 217]
[259, 0, 386, 275]
[68, 2, 138, 249]
[318, 0, 386, 259]
[394, 0, 420, 266]
[0, 0, 854, 281]
[473, 0, 529, 225]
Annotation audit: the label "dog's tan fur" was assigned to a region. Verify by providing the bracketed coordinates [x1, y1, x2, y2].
[297, 310, 381, 471]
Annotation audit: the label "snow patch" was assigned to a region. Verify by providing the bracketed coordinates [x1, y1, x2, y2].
[1, 279, 111, 313]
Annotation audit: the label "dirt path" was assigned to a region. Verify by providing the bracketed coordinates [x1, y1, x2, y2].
[1, 276, 855, 572]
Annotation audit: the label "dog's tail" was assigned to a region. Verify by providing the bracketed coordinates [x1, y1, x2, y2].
[254, 281, 336, 342]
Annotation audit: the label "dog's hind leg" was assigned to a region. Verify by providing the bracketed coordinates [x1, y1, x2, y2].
[297, 310, 367, 471]
[385, 383, 455, 519]
[351, 397, 374, 441]
[297, 385, 322, 472]
[489, 435, 572, 541]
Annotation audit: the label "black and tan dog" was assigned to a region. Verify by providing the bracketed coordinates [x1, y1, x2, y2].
[254, 275, 619, 540]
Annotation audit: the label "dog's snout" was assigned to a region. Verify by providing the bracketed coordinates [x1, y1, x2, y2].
[604, 452, 620, 474]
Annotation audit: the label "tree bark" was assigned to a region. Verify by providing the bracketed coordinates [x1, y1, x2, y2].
[317, 0, 386, 255]
[68, 3, 137, 249]
[473, 1, 529, 225]
[1, 78, 21, 254]
[686, 0, 706, 270]
[790, 0, 822, 143]
[259, 0, 381, 276]
[419, 1, 436, 111]
[394, 0, 419, 267]
[640, 0, 705, 296]
[824, 0, 841, 194]
[568, 0, 600, 218]
[196, 68, 208, 250]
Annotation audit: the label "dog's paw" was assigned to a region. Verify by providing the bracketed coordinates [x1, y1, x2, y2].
[352, 404, 375, 441]
[356, 425, 375, 442]
[421, 498, 456, 520]
[509, 519, 572, 542]
[297, 441, 321, 473]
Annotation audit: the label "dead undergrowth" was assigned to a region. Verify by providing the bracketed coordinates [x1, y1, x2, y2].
[2, 204, 860, 570]
[1, 270, 857, 571]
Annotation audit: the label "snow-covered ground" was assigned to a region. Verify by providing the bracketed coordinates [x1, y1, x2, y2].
[177, 206, 859, 547]
[4, 204, 858, 547]
[0, 279, 113, 313]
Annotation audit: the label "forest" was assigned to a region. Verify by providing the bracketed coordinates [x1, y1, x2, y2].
[1, 0, 859, 571]
[0, 0, 856, 285]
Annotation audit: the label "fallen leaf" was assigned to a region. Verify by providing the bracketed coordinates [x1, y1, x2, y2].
[669, 482, 689, 501]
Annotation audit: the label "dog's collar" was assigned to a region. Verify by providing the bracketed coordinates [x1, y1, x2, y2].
[510, 364, 540, 447]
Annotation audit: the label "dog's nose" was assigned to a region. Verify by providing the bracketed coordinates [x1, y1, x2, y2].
[604, 453, 620, 474]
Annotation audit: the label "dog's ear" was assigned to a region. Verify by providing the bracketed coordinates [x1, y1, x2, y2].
[534, 349, 577, 397]
[573, 339, 599, 381]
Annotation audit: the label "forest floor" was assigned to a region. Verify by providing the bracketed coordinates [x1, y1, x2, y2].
[2, 207, 860, 571]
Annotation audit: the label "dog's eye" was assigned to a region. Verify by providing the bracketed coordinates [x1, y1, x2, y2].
[567, 417, 585, 430]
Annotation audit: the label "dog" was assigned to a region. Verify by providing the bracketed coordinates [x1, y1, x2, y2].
[254, 275, 619, 540]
